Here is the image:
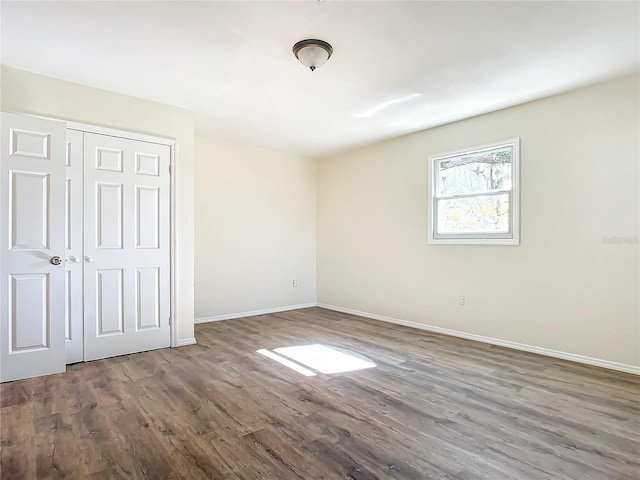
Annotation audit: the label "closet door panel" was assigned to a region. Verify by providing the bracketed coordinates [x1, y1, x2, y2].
[65, 129, 84, 364]
[95, 182, 124, 249]
[83, 132, 170, 361]
[1, 112, 67, 382]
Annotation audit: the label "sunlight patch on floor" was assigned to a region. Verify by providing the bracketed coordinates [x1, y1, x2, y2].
[256, 349, 317, 376]
[257, 344, 376, 376]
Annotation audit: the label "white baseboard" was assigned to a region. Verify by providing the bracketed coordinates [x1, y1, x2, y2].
[317, 303, 640, 376]
[175, 337, 197, 347]
[195, 303, 317, 324]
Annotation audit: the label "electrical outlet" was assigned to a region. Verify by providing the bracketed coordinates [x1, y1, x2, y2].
[292, 280, 298, 287]
[459, 296, 465, 306]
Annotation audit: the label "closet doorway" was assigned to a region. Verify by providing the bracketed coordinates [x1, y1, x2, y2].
[1, 112, 175, 382]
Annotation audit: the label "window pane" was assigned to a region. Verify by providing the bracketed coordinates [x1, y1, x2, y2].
[437, 146, 512, 196]
[437, 193, 510, 234]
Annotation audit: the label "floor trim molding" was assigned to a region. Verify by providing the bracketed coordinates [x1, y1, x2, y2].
[175, 337, 197, 347]
[317, 303, 640, 375]
[195, 303, 317, 324]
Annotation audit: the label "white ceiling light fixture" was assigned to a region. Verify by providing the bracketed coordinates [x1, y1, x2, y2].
[293, 39, 333, 71]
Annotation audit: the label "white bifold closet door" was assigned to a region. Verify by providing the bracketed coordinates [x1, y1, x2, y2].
[1, 114, 172, 382]
[81, 132, 171, 361]
[0, 112, 67, 382]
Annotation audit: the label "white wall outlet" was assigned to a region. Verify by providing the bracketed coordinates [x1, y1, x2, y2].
[292, 280, 298, 287]
[459, 296, 465, 306]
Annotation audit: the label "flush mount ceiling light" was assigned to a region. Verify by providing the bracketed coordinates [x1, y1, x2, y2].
[293, 39, 333, 72]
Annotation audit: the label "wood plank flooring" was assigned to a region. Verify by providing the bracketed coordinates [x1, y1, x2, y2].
[1, 307, 639, 479]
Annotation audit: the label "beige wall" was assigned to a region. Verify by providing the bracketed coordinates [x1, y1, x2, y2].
[317, 74, 640, 367]
[195, 137, 316, 320]
[1, 66, 196, 343]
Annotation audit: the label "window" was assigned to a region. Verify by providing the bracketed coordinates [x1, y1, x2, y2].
[428, 138, 520, 245]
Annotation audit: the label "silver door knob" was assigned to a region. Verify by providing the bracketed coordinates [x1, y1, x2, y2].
[84, 256, 94, 263]
[50, 256, 62, 266]
[68, 256, 81, 263]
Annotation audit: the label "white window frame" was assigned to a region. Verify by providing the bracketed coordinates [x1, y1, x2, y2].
[428, 137, 520, 245]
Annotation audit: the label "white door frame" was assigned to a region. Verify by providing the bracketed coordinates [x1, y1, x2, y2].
[66, 121, 179, 348]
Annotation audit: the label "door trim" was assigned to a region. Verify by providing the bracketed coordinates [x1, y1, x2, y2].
[66, 121, 179, 348]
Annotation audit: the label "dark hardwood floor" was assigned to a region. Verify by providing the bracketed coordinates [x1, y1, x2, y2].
[1, 307, 639, 479]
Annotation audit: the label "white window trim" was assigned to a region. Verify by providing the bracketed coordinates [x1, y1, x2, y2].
[428, 137, 520, 245]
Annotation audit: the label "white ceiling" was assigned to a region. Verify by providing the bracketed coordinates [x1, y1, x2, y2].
[1, 1, 638, 157]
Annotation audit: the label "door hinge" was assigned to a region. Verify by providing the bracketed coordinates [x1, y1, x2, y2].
[168, 317, 172, 326]
[168, 164, 171, 175]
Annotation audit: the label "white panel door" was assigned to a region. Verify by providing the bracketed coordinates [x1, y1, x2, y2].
[64, 129, 84, 364]
[83, 133, 170, 361]
[0, 112, 67, 382]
